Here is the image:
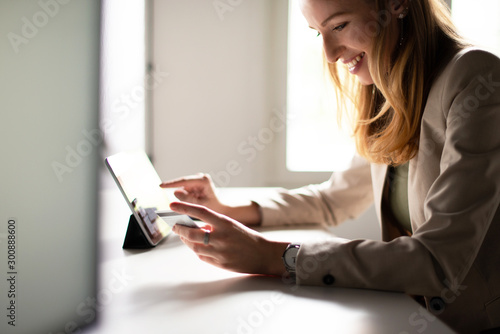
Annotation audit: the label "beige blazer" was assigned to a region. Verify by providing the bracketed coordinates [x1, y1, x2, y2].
[256, 48, 500, 333]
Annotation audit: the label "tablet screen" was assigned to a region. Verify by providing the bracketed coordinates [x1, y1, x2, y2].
[105, 150, 171, 245]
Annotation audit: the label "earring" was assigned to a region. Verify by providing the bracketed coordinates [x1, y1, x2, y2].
[398, 7, 409, 19]
[399, 11, 406, 46]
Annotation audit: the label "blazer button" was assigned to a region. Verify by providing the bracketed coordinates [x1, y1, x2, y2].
[323, 274, 335, 285]
[429, 297, 446, 313]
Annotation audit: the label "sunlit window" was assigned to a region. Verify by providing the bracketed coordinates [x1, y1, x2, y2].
[452, 0, 500, 57]
[101, 0, 146, 157]
[286, 0, 355, 172]
[100, 0, 146, 188]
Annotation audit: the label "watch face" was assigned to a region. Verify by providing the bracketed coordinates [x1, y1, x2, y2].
[284, 245, 299, 268]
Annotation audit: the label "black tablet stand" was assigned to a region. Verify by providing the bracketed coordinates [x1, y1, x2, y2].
[122, 214, 155, 249]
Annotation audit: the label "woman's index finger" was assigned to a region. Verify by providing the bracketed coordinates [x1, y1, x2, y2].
[159, 174, 206, 188]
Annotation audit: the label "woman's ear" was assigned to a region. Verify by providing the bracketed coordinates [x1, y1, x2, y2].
[389, 0, 409, 18]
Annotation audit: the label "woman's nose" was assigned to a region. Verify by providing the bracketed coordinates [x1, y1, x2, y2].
[323, 38, 343, 63]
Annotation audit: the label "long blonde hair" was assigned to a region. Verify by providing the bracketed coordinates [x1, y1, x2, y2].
[327, 0, 465, 165]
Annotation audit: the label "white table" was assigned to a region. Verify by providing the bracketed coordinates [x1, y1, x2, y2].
[82, 188, 455, 334]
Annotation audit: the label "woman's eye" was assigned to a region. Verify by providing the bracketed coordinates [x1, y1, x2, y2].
[333, 23, 347, 32]
[315, 22, 347, 37]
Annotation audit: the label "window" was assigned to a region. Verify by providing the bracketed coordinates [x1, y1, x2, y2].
[100, 0, 147, 188]
[452, 0, 500, 57]
[101, 0, 146, 159]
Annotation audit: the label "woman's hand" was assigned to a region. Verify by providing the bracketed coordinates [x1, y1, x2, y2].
[169, 201, 288, 276]
[160, 173, 224, 212]
[160, 173, 262, 226]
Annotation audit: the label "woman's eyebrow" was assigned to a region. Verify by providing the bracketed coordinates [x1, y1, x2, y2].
[308, 11, 351, 30]
[320, 11, 350, 27]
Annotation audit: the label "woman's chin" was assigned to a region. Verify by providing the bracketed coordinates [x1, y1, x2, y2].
[357, 75, 374, 86]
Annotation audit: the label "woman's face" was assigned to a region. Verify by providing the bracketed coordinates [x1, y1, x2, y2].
[300, 0, 400, 86]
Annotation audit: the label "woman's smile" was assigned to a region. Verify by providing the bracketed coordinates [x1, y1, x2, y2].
[343, 51, 366, 74]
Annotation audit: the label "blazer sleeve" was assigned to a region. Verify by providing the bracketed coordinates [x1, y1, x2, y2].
[253, 154, 373, 228]
[295, 49, 500, 296]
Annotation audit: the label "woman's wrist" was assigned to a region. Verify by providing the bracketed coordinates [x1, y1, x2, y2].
[222, 202, 262, 226]
[261, 240, 289, 277]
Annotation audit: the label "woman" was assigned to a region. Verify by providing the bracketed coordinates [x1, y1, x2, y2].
[161, 0, 500, 332]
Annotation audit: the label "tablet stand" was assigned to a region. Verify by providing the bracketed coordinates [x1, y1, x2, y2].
[122, 214, 155, 249]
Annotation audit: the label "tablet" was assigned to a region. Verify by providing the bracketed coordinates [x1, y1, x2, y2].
[105, 150, 198, 246]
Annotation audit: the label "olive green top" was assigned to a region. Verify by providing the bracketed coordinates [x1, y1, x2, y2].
[388, 162, 412, 233]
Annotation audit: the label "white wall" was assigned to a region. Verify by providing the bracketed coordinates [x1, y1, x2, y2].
[152, 0, 289, 187]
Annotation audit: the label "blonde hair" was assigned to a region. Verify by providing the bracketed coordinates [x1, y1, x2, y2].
[327, 0, 466, 165]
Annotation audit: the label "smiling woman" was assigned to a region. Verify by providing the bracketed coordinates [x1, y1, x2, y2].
[287, 0, 500, 174]
[160, 0, 500, 332]
[311, 0, 465, 166]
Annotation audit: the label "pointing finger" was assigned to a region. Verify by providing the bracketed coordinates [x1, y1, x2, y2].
[159, 173, 211, 188]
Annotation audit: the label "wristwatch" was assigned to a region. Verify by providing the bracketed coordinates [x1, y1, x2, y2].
[282, 243, 301, 278]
